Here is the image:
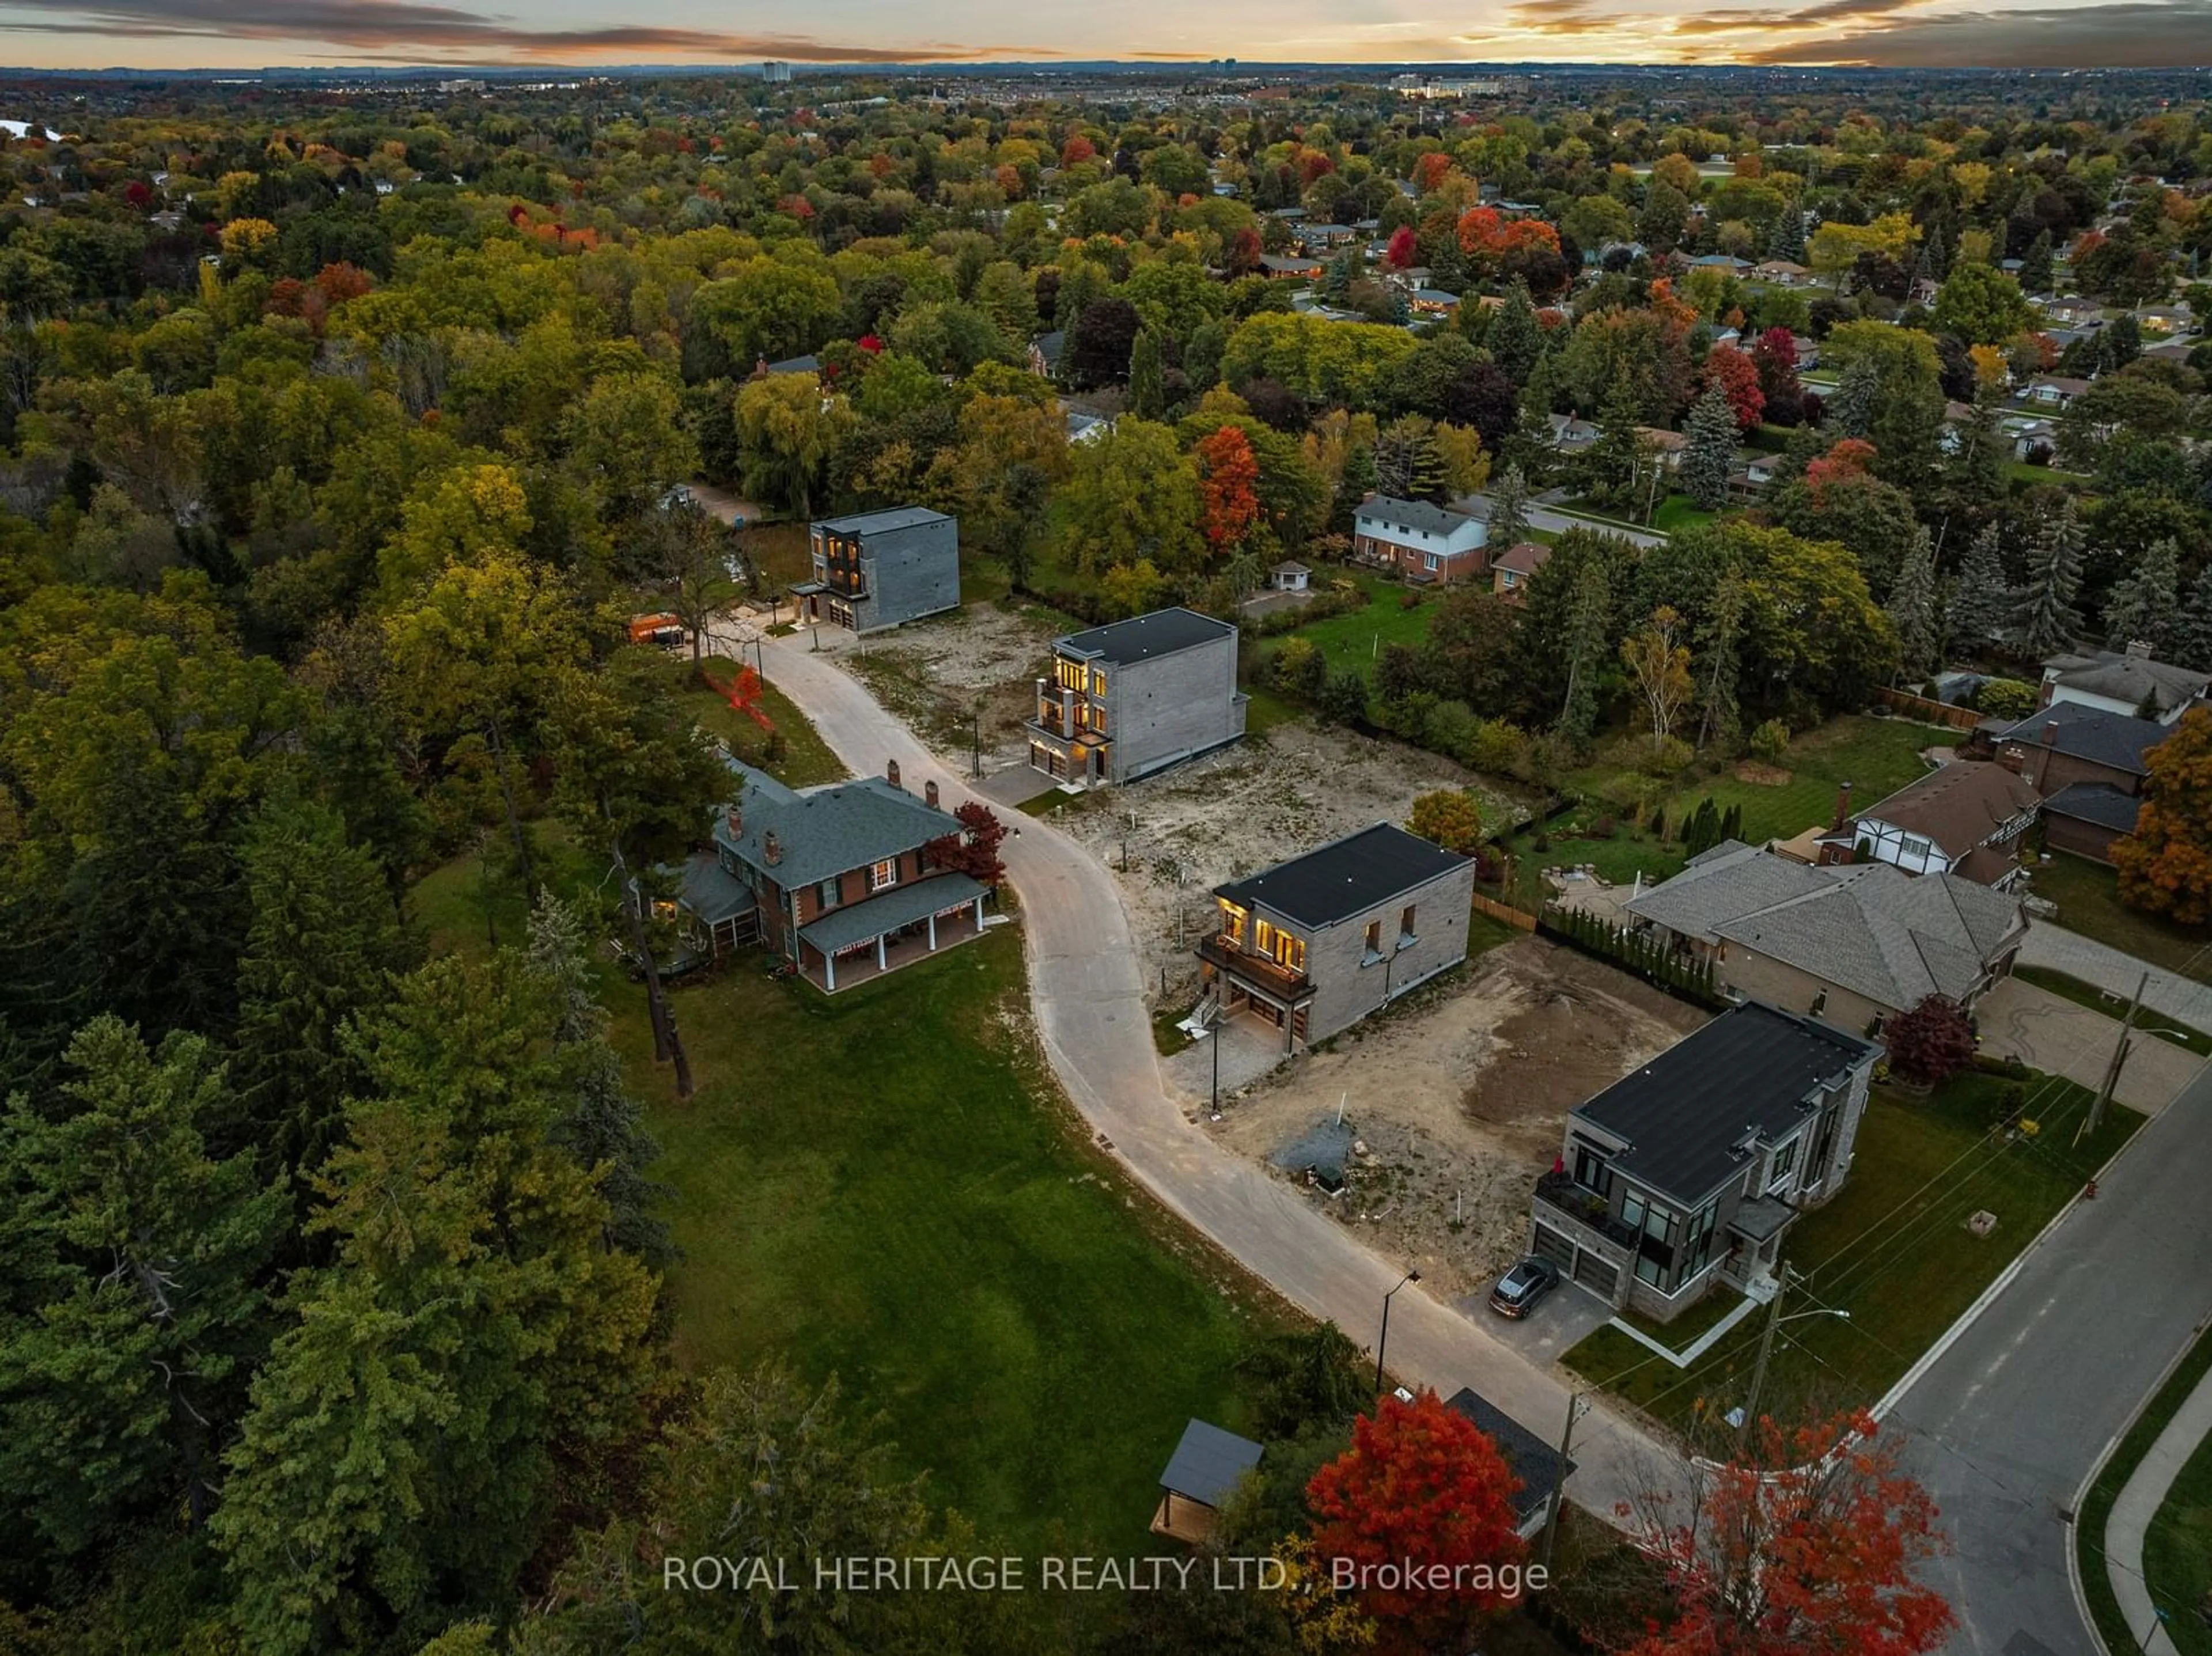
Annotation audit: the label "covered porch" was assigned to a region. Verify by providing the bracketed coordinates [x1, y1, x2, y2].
[795, 874, 990, 993]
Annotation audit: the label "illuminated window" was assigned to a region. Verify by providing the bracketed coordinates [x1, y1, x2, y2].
[1090, 669, 1107, 697]
[1054, 658, 1087, 691]
[1363, 920, 1382, 960]
[1253, 920, 1304, 974]
[1220, 903, 1246, 946]
[870, 858, 898, 892]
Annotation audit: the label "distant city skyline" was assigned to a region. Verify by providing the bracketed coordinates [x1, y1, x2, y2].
[0, 0, 2203, 74]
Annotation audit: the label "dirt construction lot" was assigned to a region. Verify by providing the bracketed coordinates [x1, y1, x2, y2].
[1196, 938, 1707, 1303]
[1059, 727, 1535, 1004]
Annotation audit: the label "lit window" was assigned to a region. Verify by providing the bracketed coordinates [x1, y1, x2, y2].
[870, 858, 898, 893]
[1090, 670, 1107, 697]
[1363, 919, 1382, 960]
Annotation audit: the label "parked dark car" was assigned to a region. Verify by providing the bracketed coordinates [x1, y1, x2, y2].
[1488, 1256, 1561, 1320]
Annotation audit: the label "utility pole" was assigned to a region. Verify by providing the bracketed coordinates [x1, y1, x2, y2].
[1740, 1264, 1797, 1441]
[1540, 1390, 1588, 1571]
[2082, 969, 2148, 1145]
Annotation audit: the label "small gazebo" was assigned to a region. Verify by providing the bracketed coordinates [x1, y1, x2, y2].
[1150, 1419, 1264, 1545]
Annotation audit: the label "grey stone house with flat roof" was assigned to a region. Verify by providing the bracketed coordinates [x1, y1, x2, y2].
[793, 506, 959, 634]
[1528, 1003, 1879, 1321]
[1026, 607, 1246, 785]
[1196, 823, 1475, 1052]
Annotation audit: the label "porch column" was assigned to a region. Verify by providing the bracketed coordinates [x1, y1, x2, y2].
[825, 951, 836, 992]
[927, 912, 937, 951]
[972, 895, 984, 931]
[876, 933, 887, 972]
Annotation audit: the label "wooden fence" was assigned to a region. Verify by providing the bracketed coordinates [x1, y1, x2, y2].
[1470, 890, 1540, 932]
[1873, 687, 1984, 732]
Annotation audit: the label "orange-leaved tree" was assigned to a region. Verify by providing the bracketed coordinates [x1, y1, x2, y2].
[1611, 1409, 1953, 1656]
[1305, 1389, 1527, 1655]
[1196, 423, 1262, 556]
[2116, 706, 2212, 924]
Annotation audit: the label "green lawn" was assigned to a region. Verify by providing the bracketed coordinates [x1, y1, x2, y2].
[2013, 965, 2212, 1055]
[1259, 570, 1438, 674]
[2080, 1327, 2212, 1656]
[739, 519, 813, 588]
[685, 654, 849, 789]
[1565, 1069, 2142, 1433]
[2026, 852, 2212, 982]
[1651, 494, 1719, 535]
[1664, 714, 1957, 848]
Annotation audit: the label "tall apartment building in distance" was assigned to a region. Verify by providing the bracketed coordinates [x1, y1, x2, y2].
[762, 61, 792, 83]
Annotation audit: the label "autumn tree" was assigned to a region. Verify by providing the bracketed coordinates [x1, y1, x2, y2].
[1884, 994, 1976, 1087]
[733, 373, 849, 520]
[2116, 707, 2212, 925]
[1615, 1410, 1953, 1656]
[1197, 423, 1263, 557]
[1408, 790, 1484, 854]
[1699, 343, 1764, 432]
[1621, 607, 1694, 752]
[1306, 1390, 1529, 1656]
[925, 799, 1009, 889]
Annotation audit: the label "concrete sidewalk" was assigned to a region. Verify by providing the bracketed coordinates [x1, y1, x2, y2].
[1974, 977, 2204, 1114]
[2105, 1358, 2212, 1655]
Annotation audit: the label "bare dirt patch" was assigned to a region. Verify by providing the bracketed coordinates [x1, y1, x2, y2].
[1732, 761, 1793, 787]
[1060, 725, 1539, 1005]
[1191, 938, 1707, 1302]
[839, 603, 1066, 759]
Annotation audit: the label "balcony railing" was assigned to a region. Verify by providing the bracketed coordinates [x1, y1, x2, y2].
[1533, 1169, 1641, 1251]
[1196, 932, 1313, 999]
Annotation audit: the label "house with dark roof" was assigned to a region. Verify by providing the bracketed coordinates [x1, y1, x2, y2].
[1198, 823, 1476, 1052]
[1259, 252, 1324, 281]
[1626, 842, 2027, 1038]
[1972, 700, 2183, 866]
[1812, 763, 2040, 889]
[1025, 607, 1245, 786]
[683, 759, 990, 992]
[1528, 1003, 1880, 1321]
[1491, 540, 1550, 601]
[793, 506, 959, 634]
[1351, 492, 1490, 583]
[1443, 1388, 1573, 1540]
[1150, 1419, 1263, 1545]
[2040, 645, 2210, 725]
[1028, 330, 1065, 378]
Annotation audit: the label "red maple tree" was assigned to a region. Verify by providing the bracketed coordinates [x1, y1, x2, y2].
[1059, 133, 1096, 168]
[1196, 425, 1262, 555]
[1699, 344, 1766, 432]
[1805, 437, 1878, 505]
[1413, 151, 1455, 194]
[925, 801, 1008, 889]
[1385, 225, 1419, 270]
[1613, 1411, 1953, 1656]
[1225, 227, 1264, 278]
[1883, 995, 1976, 1087]
[1306, 1390, 1529, 1655]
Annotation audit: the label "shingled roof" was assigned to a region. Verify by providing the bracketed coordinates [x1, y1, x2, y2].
[1992, 702, 2168, 778]
[1826, 761, 2040, 862]
[710, 760, 955, 892]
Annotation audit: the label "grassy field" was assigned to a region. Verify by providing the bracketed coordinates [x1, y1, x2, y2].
[2080, 1327, 2212, 1656]
[740, 519, 813, 586]
[1652, 494, 1719, 535]
[2013, 964, 2212, 1055]
[684, 654, 849, 788]
[1565, 1069, 2142, 1433]
[1258, 570, 1440, 674]
[2028, 852, 2212, 982]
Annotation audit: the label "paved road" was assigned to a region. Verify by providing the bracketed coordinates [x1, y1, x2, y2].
[757, 633, 1679, 1520]
[2018, 919, 2212, 1033]
[1888, 1056, 2212, 1656]
[1525, 505, 1668, 548]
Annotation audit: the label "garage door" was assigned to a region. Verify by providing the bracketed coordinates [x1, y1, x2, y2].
[1531, 1223, 1577, 1269]
[1573, 1250, 1620, 1298]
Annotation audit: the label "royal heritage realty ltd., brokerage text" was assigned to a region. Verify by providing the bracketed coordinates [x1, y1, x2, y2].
[663, 1555, 1552, 1596]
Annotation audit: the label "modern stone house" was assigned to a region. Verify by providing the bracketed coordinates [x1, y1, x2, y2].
[1025, 608, 1246, 785]
[1350, 493, 1490, 583]
[793, 506, 959, 634]
[1625, 841, 2027, 1039]
[679, 759, 989, 992]
[1528, 1003, 1880, 1321]
[1196, 823, 1475, 1053]
[1812, 764, 2040, 888]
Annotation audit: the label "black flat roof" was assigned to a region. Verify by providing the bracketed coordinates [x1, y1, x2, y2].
[1444, 1388, 1569, 1518]
[1575, 1003, 1878, 1207]
[1059, 606, 1234, 666]
[1214, 822, 1468, 930]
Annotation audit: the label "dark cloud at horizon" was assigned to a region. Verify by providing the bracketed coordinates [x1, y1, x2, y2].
[1738, 0, 2212, 63]
[0, 0, 1048, 61]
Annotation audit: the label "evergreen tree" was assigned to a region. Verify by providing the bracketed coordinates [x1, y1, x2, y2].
[1887, 525, 1942, 683]
[1126, 328, 1165, 418]
[1826, 355, 1880, 441]
[1486, 464, 1533, 550]
[1681, 382, 1738, 511]
[1320, 248, 1357, 302]
[1510, 347, 1562, 473]
[1694, 573, 1747, 750]
[1373, 415, 1445, 502]
[2099, 312, 2142, 372]
[2103, 539, 2180, 655]
[1487, 279, 1544, 386]
[2015, 498, 2088, 656]
[1951, 521, 2014, 647]
[1721, 803, 1744, 842]
[230, 797, 411, 1179]
[2018, 229, 2055, 294]
[1767, 198, 1807, 263]
[2170, 567, 2212, 673]
[0, 1018, 287, 1559]
[1586, 378, 1649, 513]
[1555, 558, 1612, 740]
[527, 893, 675, 1265]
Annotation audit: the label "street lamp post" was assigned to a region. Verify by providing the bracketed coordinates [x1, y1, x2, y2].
[1374, 1270, 1422, 1393]
[1738, 1265, 1850, 1439]
[1210, 1002, 1222, 1115]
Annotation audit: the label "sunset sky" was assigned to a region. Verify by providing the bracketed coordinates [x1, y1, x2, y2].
[0, 0, 2202, 71]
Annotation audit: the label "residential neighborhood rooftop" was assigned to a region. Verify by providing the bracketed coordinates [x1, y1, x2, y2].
[2042, 781, 2145, 833]
[1355, 493, 1480, 535]
[1828, 761, 2041, 860]
[1058, 605, 1234, 666]
[1574, 1002, 1878, 1206]
[710, 760, 953, 892]
[1991, 702, 2169, 776]
[812, 505, 955, 536]
[1157, 1418, 1263, 1507]
[1214, 822, 1467, 930]
[2043, 649, 2211, 717]
[1442, 1388, 1571, 1520]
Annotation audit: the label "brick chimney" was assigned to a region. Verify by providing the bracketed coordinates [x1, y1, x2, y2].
[2043, 720, 2059, 746]
[2126, 638, 2154, 658]
[725, 801, 742, 838]
[925, 779, 940, 809]
[763, 831, 782, 866]
[1831, 779, 1853, 831]
[887, 759, 902, 790]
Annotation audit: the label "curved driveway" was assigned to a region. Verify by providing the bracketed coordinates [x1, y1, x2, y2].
[759, 634, 1671, 1519]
